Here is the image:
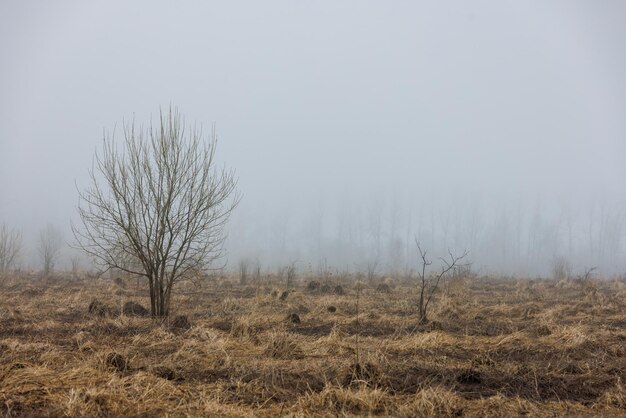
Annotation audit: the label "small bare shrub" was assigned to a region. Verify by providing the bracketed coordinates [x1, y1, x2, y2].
[414, 240, 468, 323]
[552, 256, 572, 281]
[286, 263, 297, 290]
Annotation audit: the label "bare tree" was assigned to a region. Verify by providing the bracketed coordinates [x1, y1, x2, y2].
[70, 256, 81, 279]
[551, 256, 572, 282]
[39, 224, 62, 277]
[415, 238, 468, 324]
[252, 259, 262, 283]
[238, 259, 249, 285]
[365, 259, 379, 283]
[0, 223, 21, 273]
[73, 108, 240, 317]
[286, 262, 297, 290]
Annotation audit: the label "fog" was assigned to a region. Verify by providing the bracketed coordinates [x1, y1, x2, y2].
[1, 1, 626, 276]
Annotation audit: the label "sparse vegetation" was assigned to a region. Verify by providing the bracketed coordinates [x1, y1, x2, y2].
[1, 272, 625, 416]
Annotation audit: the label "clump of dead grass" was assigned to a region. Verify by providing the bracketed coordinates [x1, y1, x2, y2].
[170, 314, 192, 331]
[550, 324, 606, 352]
[264, 330, 303, 359]
[476, 393, 540, 417]
[596, 378, 626, 409]
[220, 297, 243, 315]
[397, 387, 464, 418]
[168, 338, 229, 370]
[432, 294, 462, 321]
[61, 371, 182, 417]
[230, 315, 259, 343]
[104, 352, 128, 372]
[295, 385, 393, 415]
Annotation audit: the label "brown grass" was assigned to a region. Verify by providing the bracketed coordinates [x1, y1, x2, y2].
[0, 274, 625, 416]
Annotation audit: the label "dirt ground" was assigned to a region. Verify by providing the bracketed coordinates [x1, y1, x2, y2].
[0, 272, 625, 417]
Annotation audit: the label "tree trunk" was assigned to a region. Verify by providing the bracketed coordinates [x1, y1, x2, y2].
[418, 282, 426, 323]
[149, 279, 170, 317]
[148, 277, 157, 317]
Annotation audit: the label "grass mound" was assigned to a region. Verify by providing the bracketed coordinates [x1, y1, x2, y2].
[122, 301, 149, 317]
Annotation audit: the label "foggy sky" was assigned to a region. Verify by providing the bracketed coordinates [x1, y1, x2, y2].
[1, 1, 626, 275]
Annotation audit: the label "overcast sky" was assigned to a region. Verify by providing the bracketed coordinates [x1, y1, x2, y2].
[1, 1, 625, 273]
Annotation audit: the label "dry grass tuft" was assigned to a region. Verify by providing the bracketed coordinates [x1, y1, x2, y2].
[287, 312, 301, 324]
[376, 283, 391, 293]
[88, 299, 109, 317]
[334, 284, 345, 295]
[122, 301, 149, 317]
[296, 385, 393, 415]
[104, 352, 128, 372]
[397, 387, 464, 418]
[264, 330, 304, 359]
[597, 379, 626, 409]
[230, 315, 259, 343]
[170, 315, 191, 331]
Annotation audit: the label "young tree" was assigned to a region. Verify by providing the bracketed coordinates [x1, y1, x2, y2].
[238, 259, 249, 285]
[551, 255, 572, 282]
[74, 108, 240, 317]
[39, 224, 62, 277]
[415, 238, 468, 324]
[0, 223, 21, 273]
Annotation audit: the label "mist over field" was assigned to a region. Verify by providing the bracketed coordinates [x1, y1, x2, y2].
[1, 1, 626, 276]
[4, 3, 626, 416]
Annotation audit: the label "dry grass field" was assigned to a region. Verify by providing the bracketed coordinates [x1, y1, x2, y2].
[1, 273, 626, 417]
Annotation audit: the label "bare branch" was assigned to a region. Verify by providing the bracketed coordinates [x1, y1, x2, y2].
[0, 224, 21, 273]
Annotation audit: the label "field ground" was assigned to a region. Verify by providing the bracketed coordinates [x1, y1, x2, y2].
[1, 273, 626, 417]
